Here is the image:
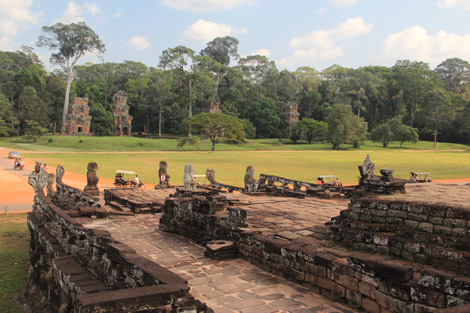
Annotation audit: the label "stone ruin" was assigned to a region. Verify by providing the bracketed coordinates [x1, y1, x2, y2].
[62, 95, 91, 135]
[283, 101, 300, 136]
[208, 95, 221, 113]
[84, 162, 99, 196]
[112, 90, 133, 136]
[155, 161, 171, 189]
[24, 158, 470, 313]
[183, 163, 197, 191]
[358, 154, 407, 194]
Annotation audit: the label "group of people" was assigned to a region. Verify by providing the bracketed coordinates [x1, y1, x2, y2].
[34, 162, 48, 174]
[316, 177, 343, 187]
[13, 158, 25, 170]
[410, 173, 431, 182]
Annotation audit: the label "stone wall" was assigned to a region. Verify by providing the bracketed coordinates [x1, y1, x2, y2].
[26, 187, 210, 312]
[330, 198, 470, 274]
[160, 190, 470, 313]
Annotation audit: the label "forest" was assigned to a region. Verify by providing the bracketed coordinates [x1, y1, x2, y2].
[1, 24, 470, 148]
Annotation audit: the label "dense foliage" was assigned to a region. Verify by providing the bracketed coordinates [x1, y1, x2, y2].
[1, 25, 470, 148]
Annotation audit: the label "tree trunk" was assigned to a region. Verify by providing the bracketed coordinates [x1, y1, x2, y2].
[53, 121, 56, 135]
[410, 106, 416, 128]
[146, 113, 150, 138]
[61, 66, 74, 134]
[434, 131, 437, 147]
[211, 141, 215, 151]
[188, 77, 192, 137]
[158, 101, 162, 138]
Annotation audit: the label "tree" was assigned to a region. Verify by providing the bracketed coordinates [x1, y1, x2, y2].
[16, 86, 50, 132]
[0, 93, 14, 136]
[435, 58, 470, 95]
[181, 112, 245, 151]
[201, 36, 239, 100]
[90, 103, 113, 136]
[248, 96, 283, 138]
[291, 118, 328, 144]
[325, 104, 368, 149]
[419, 88, 455, 147]
[37, 22, 106, 133]
[23, 120, 47, 142]
[370, 123, 393, 147]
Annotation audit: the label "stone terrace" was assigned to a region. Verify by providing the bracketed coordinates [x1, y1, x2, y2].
[85, 191, 356, 313]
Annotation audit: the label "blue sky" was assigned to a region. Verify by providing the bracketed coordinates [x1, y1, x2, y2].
[1, 0, 470, 71]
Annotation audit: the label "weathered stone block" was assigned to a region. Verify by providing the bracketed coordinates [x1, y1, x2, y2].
[409, 213, 429, 222]
[359, 281, 377, 298]
[443, 218, 467, 228]
[433, 225, 452, 235]
[417, 222, 434, 233]
[404, 220, 419, 228]
[362, 297, 380, 313]
[341, 274, 359, 292]
[331, 281, 346, 298]
[374, 290, 394, 310]
[346, 288, 362, 305]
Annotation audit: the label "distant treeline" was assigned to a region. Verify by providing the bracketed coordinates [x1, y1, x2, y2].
[1, 38, 469, 145]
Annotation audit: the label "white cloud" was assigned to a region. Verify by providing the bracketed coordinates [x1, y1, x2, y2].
[161, 0, 256, 13]
[251, 49, 271, 57]
[183, 19, 247, 42]
[279, 17, 372, 69]
[114, 12, 123, 19]
[53, 1, 102, 23]
[0, 36, 17, 51]
[381, 26, 470, 64]
[330, 0, 359, 8]
[0, 0, 41, 38]
[438, 0, 470, 10]
[126, 36, 150, 50]
[315, 7, 326, 15]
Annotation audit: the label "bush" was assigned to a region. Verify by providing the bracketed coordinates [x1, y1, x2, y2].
[48, 138, 54, 143]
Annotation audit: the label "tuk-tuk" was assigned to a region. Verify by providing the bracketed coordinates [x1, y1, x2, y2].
[114, 170, 145, 189]
[317, 175, 342, 187]
[409, 172, 431, 183]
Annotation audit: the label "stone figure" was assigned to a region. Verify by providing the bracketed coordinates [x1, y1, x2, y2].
[205, 168, 218, 185]
[244, 166, 259, 192]
[84, 162, 99, 196]
[158, 161, 170, 187]
[183, 163, 197, 191]
[56, 164, 65, 184]
[359, 154, 375, 180]
[28, 167, 49, 194]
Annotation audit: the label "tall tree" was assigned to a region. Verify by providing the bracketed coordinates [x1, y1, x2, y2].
[200, 36, 239, 101]
[435, 58, 470, 97]
[37, 22, 105, 133]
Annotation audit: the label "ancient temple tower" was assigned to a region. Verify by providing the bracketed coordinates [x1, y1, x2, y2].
[283, 102, 300, 136]
[208, 95, 222, 113]
[62, 95, 91, 135]
[112, 90, 133, 136]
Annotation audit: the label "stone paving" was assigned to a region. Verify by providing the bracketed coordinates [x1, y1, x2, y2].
[84, 192, 357, 313]
[381, 182, 470, 208]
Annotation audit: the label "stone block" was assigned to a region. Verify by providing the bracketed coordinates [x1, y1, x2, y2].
[318, 277, 331, 290]
[346, 288, 362, 305]
[305, 272, 317, 285]
[411, 285, 447, 308]
[443, 218, 467, 228]
[362, 297, 380, 313]
[417, 222, 434, 233]
[409, 213, 428, 222]
[404, 220, 419, 228]
[388, 209, 406, 218]
[342, 274, 359, 292]
[359, 281, 377, 298]
[433, 225, 452, 235]
[392, 298, 414, 313]
[451, 228, 466, 237]
[331, 282, 346, 298]
[374, 291, 394, 310]
[429, 216, 443, 225]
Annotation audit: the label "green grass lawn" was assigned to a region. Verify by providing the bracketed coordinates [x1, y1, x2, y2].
[2, 135, 470, 185]
[0, 214, 29, 313]
[1, 135, 468, 152]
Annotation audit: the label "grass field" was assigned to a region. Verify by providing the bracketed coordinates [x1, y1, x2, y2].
[1, 135, 469, 152]
[2, 136, 470, 185]
[0, 214, 29, 313]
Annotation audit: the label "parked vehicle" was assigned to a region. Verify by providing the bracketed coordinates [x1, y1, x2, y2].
[14, 158, 25, 170]
[8, 151, 20, 159]
[409, 172, 431, 183]
[114, 170, 145, 189]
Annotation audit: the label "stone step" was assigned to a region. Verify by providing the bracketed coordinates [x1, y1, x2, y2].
[330, 225, 470, 274]
[108, 201, 132, 212]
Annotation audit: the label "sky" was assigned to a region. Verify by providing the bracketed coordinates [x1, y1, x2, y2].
[1, 0, 470, 72]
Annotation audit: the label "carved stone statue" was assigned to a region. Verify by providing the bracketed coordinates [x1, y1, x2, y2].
[84, 162, 99, 196]
[28, 168, 49, 194]
[183, 163, 197, 191]
[359, 154, 375, 180]
[56, 164, 65, 184]
[158, 161, 170, 188]
[205, 168, 218, 185]
[244, 166, 259, 192]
